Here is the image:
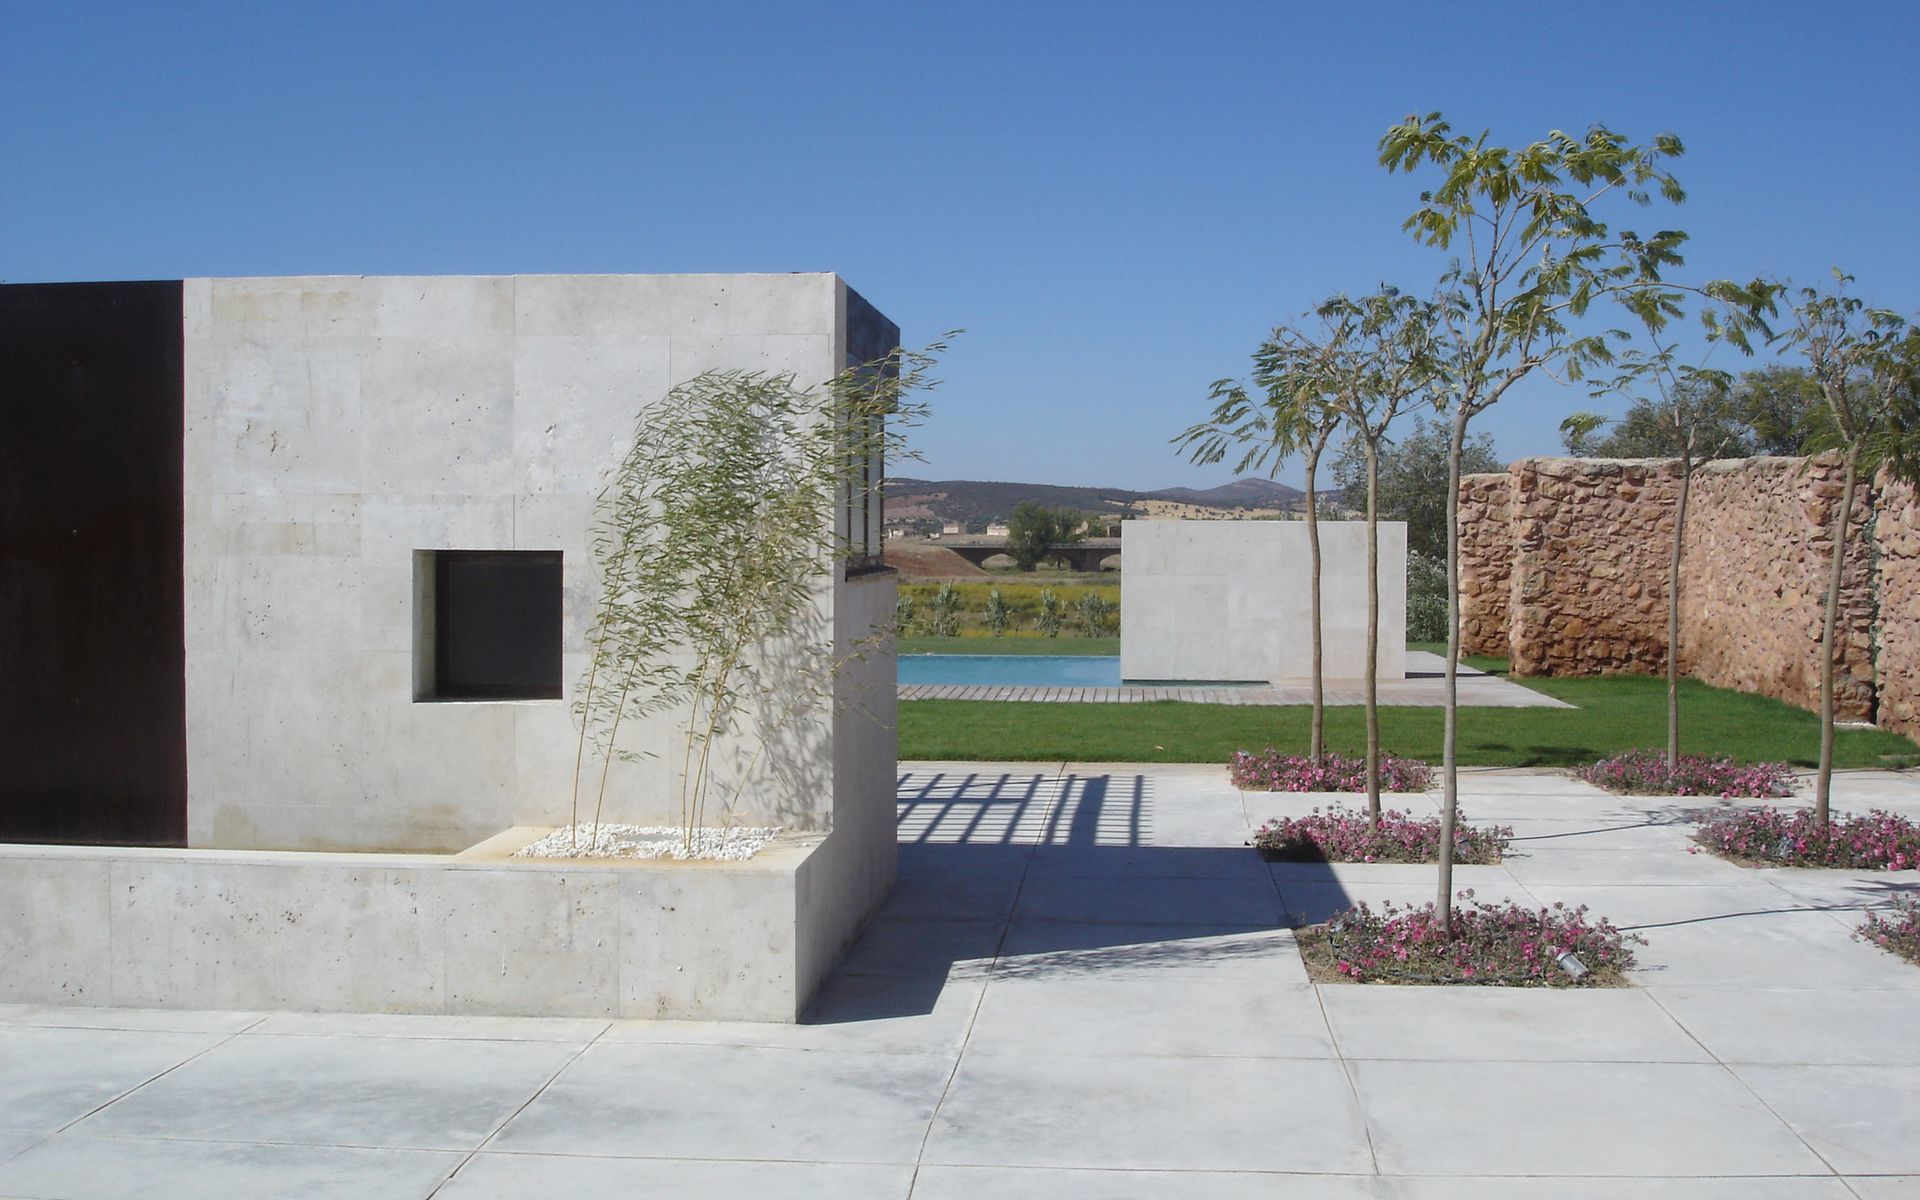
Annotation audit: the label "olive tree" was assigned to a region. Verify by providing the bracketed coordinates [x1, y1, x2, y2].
[1777, 274, 1920, 826]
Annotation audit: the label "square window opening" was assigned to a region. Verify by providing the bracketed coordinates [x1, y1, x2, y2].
[415, 550, 563, 701]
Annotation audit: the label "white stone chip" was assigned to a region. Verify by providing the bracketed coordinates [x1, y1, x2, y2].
[513, 824, 781, 861]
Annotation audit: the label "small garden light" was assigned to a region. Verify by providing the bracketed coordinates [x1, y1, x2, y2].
[1555, 950, 1591, 980]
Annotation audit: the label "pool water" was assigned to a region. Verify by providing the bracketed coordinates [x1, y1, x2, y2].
[898, 654, 1123, 688]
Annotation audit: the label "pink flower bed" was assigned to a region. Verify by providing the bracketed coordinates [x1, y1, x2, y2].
[1857, 896, 1920, 966]
[1576, 750, 1795, 798]
[1301, 891, 1642, 986]
[1231, 750, 1433, 793]
[1694, 807, 1920, 870]
[1253, 804, 1511, 864]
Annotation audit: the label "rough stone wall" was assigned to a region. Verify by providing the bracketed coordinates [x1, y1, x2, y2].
[1875, 474, 1920, 740]
[1456, 473, 1512, 656]
[1679, 457, 1879, 722]
[1507, 458, 1679, 677]
[1460, 454, 1897, 727]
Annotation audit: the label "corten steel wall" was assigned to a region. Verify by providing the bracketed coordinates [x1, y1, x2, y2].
[0, 282, 187, 845]
[1456, 472, 1513, 657]
[1460, 455, 1902, 732]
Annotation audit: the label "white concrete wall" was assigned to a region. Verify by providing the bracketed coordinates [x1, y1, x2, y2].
[182, 274, 874, 852]
[1120, 520, 1406, 683]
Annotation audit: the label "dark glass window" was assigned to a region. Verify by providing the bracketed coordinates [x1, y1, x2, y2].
[432, 551, 562, 700]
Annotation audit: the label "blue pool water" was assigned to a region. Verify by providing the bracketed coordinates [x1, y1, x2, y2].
[899, 654, 1123, 687]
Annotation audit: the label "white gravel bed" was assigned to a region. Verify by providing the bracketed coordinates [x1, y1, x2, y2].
[513, 824, 781, 861]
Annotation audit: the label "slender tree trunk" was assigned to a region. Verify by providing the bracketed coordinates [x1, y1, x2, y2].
[1364, 438, 1382, 828]
[1435, 408, 1468, 929]
[1816, 446, 1861, 828]
[1304, 440, 1325, 760]
[1668, 461, 1691, 772]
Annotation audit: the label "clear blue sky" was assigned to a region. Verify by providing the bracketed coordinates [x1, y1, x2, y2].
[6, 1, 1916, 489]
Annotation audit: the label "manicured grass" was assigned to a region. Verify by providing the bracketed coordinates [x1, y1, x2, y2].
[899, 636, 1118, 657]
[898, 669, 1920, 767]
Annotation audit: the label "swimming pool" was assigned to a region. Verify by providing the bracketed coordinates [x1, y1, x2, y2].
[898, 654, 1123, 688]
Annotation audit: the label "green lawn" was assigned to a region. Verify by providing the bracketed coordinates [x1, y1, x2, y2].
[898, 666, 1919, 768]
[899, 636, 1118, 657]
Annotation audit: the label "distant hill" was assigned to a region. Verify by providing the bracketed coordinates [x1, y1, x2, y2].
[884, 476, 1311, 529]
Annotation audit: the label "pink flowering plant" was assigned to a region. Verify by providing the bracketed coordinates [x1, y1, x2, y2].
[1231, 749, 1433, 793]
[1297, 890, 1642, 986]
[1576, 750, 1795, 798]
[1253, 804, 1511, 864]
[1856, 897, 1920, 966]
[1693, 806, 1920, 870]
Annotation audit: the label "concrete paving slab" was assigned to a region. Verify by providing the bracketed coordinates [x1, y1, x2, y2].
[0, 1132, 42, 1167]
[1320, 986, 1711, 1063]
[966, 972, 1336, 1060]
[1733, 1065, 1920, 1174]
[1754, 869, 1920, 914]
[876, 870, 1029, 923]
[832, 916, 1005, 978]
[925, 1052, 1372, 1174]
[0, 1133, 461, 1200]
[435, 1152, 915, 1199]
[74, 1033, 580, 1150]
[488, 1041, 952, 1164]
[1842, 1178, 1920, 1199]
[1012, 873, 1284, 927]
[247, 1012, 610, 1041]
[1350, 1059, 1828, 1176]
[0, 1005, 263, 1034]
[0, 1026, 230, 1134]
[1025, 843, 1271, 880]
[1500, 847, 1753, 886]
[1649, 987, 1920, 1065]
[1620, 913, 1920, 990]
[1382, 1179, 1856, 1198]
[993, 921, 1308, 983]
[1499, 816, 1699, 851]
[602, 974, 986, 1058]
[910, 1164, 1388, 1198]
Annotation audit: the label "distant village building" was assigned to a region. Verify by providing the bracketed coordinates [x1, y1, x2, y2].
[985, 521, 1010, 537]
[941, 521, 964, 535]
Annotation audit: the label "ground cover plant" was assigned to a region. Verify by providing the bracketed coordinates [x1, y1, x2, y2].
[1693, 807, 1920, 870]
[1253, 804, 1510, 864]
[897, 580, 1118, 638]
[1295, 892, 1642, 986]
[897, 667, 1920, 766]
[1856, 897, 1920, 965]
[1577, 749, 1796, 798]
[1231, 750, 1433, 793]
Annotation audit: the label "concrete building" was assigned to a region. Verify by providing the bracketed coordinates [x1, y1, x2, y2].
[1120, 519, 1406, 683]
[0, 274, 901, 1020]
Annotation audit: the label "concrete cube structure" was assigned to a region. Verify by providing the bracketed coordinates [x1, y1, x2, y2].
[1120, 519, 1406, 683]
[0, 274, 902, 1020]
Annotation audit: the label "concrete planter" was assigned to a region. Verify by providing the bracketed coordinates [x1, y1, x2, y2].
[0, 825, 875, 1022]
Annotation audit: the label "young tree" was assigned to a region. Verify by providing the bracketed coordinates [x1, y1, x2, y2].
[1379, 113, 1717, 926]
[1563, 345, 1753, 774]
[1310, 288, 1439, 824]
[1777, 274, 1920, 827]
[1735, 364, 1823, 456]
[1177, 348, 1345, 759]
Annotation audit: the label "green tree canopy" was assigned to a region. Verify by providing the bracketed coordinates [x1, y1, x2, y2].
[1331, 417, 1501, 559]
[1734, 364, 1824, 456]
[1562, 377, 1754, 460]
[1005, 501, 1087, 570]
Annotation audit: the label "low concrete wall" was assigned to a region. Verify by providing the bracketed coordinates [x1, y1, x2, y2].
[1120, 520, 1406, 683]
[0, 834, 845, 1022]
